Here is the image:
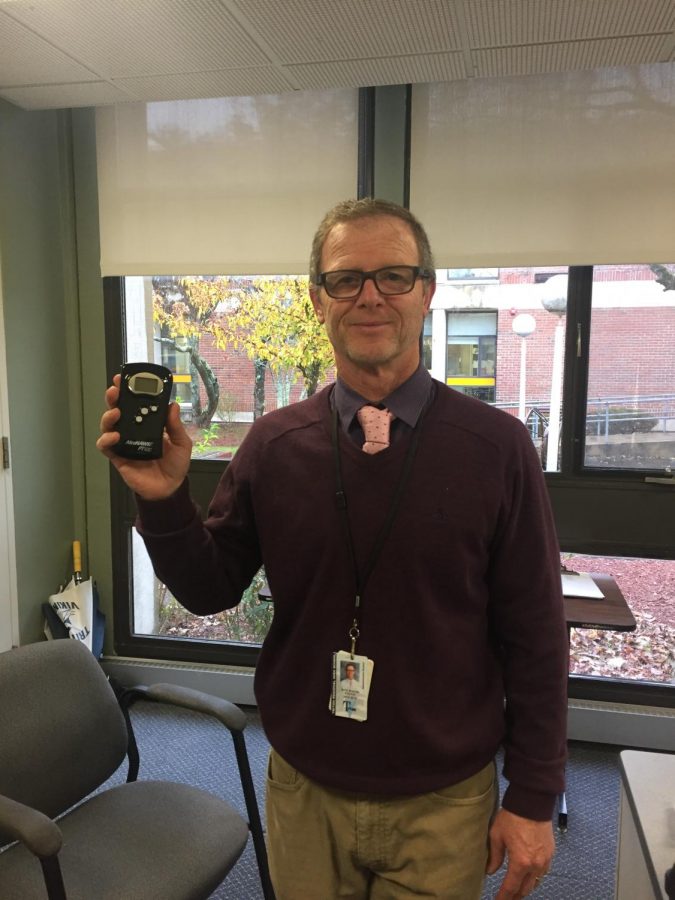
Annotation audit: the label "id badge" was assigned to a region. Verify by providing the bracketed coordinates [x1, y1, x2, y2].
[329, 650, 374, 722]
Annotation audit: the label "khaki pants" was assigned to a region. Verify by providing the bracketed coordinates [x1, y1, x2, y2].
[266, 749, 498, 900]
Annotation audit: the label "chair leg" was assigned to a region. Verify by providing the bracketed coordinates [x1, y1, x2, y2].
[117, 688, 145, 782]
[558, 790, 568, 832]
[40, 855, 67, 900]
[231, 730, 276, 900]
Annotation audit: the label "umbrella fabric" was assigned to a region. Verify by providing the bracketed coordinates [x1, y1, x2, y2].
[45, 577, 105, 657]
[42, 603, 70, 640]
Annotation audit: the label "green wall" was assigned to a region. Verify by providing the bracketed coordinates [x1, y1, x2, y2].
[69, 109, 114, 654]
[0, 100, 111, 648]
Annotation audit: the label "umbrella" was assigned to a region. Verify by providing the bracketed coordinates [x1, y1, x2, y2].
[42, 540, 105, 658]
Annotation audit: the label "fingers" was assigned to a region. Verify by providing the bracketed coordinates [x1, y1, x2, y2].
[486, 831, 506, 875]
[530, 872, 547, 893]
[494, 868, 549, 899]
[520, 870, 544, 896]
[98, 375, 124, 461]
[98, 407, 121, 454]
[96, 431, 120, 459]
[488, 810, 555, 899]
[104, 374, 121, 410]
[100, 404, 120, 430]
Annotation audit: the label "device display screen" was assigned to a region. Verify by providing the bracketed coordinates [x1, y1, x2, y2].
[130, 375, 161, 395]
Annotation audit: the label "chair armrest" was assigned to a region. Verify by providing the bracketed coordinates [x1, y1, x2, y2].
[144, 683, 248, 732]
[0, 793, 62, 858]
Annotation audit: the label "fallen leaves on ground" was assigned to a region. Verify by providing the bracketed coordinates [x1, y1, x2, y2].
[566, 554, 675, 684]
[570, 612, 675, 682]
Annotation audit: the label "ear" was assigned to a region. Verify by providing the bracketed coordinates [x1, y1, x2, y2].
[309, 287, 325, 323]
[423, 279, 436, 314]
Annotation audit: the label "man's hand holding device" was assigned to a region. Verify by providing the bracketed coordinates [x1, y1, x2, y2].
[97, 363, 192, 501]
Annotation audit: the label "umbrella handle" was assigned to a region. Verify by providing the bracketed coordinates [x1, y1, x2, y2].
[72, 540, 83, 585]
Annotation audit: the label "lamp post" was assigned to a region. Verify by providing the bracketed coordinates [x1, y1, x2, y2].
[541, 275, 568, 472]
[512, 313, 536, 423]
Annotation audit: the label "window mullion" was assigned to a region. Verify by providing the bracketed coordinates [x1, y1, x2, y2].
[560, 266, 593, 475]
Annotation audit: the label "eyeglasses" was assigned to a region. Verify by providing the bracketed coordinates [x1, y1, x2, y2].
[316, 265, 433, 301]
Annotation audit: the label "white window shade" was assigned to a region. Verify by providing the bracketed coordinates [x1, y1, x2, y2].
[96, 90, 357, 276]
[410, 64, 675, 267]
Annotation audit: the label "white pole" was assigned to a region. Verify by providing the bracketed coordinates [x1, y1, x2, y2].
[545, 317, 565, 471]
[518, 337, 527, 423]
[512, 314, 536, 424]
[430, 308, 447, 383]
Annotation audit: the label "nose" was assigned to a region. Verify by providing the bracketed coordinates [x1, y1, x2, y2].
[356, 273, 384, 305]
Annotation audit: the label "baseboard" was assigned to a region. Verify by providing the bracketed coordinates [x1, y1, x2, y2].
[102, 656, 675, 751]
[101, 655, 257, 705]
[567, 698, 675, 751]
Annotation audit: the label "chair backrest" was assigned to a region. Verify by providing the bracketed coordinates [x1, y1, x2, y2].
[0, 640, 129, 827]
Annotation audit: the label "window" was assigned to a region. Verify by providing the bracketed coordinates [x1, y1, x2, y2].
[117, 273, 335, 653]
[584, 264, 675, 472]
[125, 275, 334, 461]
[446, 311, 497, 402]
[427, 268, 569, 470]
[107, 263, 675, 701]
[565, 552, 674, 687]
[422, 264, 675, 700]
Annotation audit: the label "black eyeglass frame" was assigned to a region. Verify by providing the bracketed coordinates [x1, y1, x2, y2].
[315, 265, 435, 301]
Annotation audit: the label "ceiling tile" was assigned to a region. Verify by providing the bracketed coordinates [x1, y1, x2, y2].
[228, 0, 464, 64]
[2, 0, 272, 78]
[473, 35, 673, 78]
[287, 53, 466, 91]
[0, 80, 132, 109]
[114, 67, 297, 102]
[0, 11, 97, 85]
[465, 0, 675, 47]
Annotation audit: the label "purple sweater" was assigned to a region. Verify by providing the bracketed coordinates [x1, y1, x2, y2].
[137, 381, 568, 820]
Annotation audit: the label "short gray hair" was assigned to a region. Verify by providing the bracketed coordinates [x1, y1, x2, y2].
[308, 198, 436, 285]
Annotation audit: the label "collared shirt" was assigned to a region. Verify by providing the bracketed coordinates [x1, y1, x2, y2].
[333, 363, 434, 445]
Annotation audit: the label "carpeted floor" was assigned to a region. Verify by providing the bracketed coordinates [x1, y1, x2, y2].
[105, 700, 623, 899]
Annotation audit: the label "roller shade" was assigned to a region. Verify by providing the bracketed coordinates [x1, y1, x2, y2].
[96, 90, 358, 275]
[410, 64, 675, 267]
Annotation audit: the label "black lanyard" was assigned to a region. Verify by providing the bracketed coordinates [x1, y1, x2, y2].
[331, 403, 426, 655]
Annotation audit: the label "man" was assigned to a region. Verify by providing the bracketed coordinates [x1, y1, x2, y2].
[340, 662, 360, 689]
[98, 198, 568, 900]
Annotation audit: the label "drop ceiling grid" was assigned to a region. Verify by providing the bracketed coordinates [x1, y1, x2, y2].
[287, 51, 466, 91]
[0, 10, 97, 86]
[0, 80, 131, 110]
[114, 67, 297, 102]
[229, 0, 464, 65]
[464, 0, 675, 47]
[2, 0, 273, 79]
[473, 35, 672, 78]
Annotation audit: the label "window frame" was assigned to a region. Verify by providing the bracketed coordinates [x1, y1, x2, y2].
[105, 261, 675, 705]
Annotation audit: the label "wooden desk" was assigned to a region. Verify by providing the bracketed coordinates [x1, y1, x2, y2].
[616, 750, 675, 899]
[558, 572, 636, 831]
[564, 573, 637, 633]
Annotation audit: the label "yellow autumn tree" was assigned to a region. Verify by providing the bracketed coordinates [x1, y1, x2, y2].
[153, 276, 240, 427]
[228, 276, 334, 410]
[154, 275, 334, 423]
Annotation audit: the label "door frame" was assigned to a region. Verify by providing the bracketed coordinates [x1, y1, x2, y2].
[0, 256, 19, 650]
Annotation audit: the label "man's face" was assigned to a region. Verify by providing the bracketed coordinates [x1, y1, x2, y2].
[310, 216, 435, 386]
[346, 664, 356, 680]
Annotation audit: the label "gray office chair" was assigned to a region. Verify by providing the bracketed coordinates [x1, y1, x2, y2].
[0, 639, 275, 899]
